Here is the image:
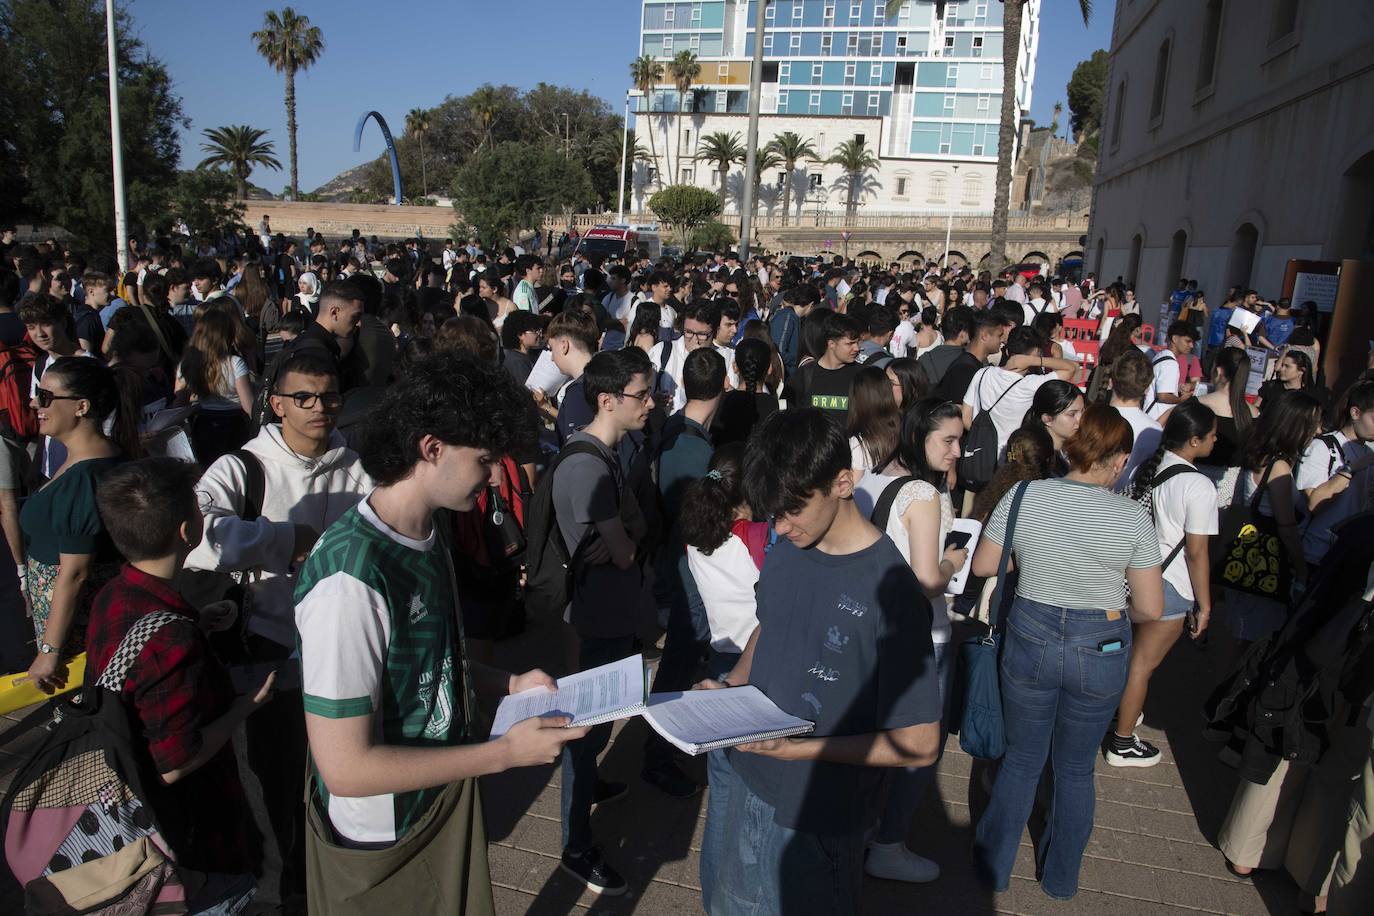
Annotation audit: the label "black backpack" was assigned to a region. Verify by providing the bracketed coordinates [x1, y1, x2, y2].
[522, 441, 620, 619]
[958, 374, 1024, 493]
[1141, 463, 1207, 570]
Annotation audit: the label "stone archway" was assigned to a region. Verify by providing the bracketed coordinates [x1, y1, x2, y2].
[944, 250, 969, 268]
[896, 249, 925, 267]
[1021, 250, 1051, 265]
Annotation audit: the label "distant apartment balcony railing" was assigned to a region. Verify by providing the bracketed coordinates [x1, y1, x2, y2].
[553, 211, 1086, 233]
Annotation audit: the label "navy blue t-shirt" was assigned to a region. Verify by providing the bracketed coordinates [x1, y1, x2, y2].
[729, 533, 940, 836]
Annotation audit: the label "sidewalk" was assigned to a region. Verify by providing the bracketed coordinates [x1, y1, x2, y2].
[0, 618, 1289, 915]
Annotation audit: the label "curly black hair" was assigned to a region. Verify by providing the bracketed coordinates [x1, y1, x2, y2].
[357, 351, 540, 485]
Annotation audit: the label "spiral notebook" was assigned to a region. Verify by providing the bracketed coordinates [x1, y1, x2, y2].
[489, 654, 650, 738]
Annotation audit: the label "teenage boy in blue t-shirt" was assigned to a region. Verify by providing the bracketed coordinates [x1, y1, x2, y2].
[696, 408, 943, 915]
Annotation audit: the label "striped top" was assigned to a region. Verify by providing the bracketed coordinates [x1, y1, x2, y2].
[984, 477, 1161, 610]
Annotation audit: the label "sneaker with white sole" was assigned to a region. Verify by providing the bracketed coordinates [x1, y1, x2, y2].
[1106, 733, 1162, 768]
[865, 841, 940, 883]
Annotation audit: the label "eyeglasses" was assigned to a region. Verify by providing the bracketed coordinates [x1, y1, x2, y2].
[274, 390, 344, 410]
[615, 389, 654, 405]
[683, 329, 712, 342]
[35, 388, 82, 408]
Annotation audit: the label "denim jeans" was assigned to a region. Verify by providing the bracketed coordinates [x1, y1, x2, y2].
[875, 639, 955, 844]
[560, 633, 637, 853]
[698, 649, 742, 899]
[644, 566, 708, 774]
[186, 871, 256, 915]
[973, 597, 1131, 899]
[700, 758, 865, 916]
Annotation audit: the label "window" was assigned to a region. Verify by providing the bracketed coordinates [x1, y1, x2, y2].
[765, 1, 774, 19]
[817, 131, 827, 155]
[780, 62, 791, 82]
[716, 89, 727, 111]
[777, 92, 789, 112]
[871, 62, 883, 83]
[809, 173, 824, 190]
[813, 63, 823, 81]
[681, 167, 694, 183]
[1111, 79, 1127, 148]
[763, 33, 772, 52]
[850, 3, 861, 19]
[981, 64, 994, 80]
[944, 35, 955, 50]
[718, 63, 730, 78]
[842, 92, 854, 114]
[944, 94, 956, 112]
[928, 172, 947, 202]
[663, 35, 674, 52]
[874, 2, 885, 24]
[972, 35, 983, 56]
[1149, 39, 1171, 124]
[897, 1, 910, 22]
[823, 4, 835, 25]
[897, 35, 908, 55]
[776, 171, 787, 187]
[691, 5, 701, 20]
[972, 143, 984, 155]
[977, 94, 990, 111]
[809, 91, 821, 113]
[790, 33, 802, 52]
[976, 2, 988, 20]
[868, 93, 880, 113]
[895, 177, 908, 197]
[962, 175, 982, 204]
[1197, 0, 1224, 92]
[948, 64, 960, 84]
[1269, 0, 1299, 45]
[845, 62, 857, 84]
[822, 34, 833, 55]
[793, 5, 803, 24]
[855, 133, 865, 146]
[939, 142, 951, 154]
[664, 6, 674, 23]
[690, 35, 700, 50]
[848, 33, 859, 53]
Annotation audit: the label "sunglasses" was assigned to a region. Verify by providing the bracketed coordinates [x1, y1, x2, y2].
[274, 391, 344, 410]
[35, 388, 82, 408]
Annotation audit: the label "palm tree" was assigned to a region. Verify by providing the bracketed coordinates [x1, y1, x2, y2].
[406, 108, 432, 198]
[468, 85, 503, 153]
[629, 55, 665, 188]
[667, 50, 701, 181]
[751, 148, 783, 219]
[252, 8, 324, 200]
[765, 131, 818, 227]
[198, 126, 281, 199]
[696, 131, 746, 210]
[828, 138, 879, 219]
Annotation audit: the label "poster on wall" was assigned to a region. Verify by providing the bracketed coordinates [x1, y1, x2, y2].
[1292, 271, 1341, 313]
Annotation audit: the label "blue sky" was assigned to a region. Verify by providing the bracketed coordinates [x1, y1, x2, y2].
[126, 0, 1113, 193]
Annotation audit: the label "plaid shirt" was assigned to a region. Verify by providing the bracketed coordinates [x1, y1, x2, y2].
[85, 564, 256, 873]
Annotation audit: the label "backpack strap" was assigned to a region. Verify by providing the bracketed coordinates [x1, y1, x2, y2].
[135, 303, 177, 365]
[1147, 464, 1206, 572]
[985, 374, 1026, 411]
[229, 449, 266, 523]
[1318, 433, 1342, 478]
[95, 611, 185, 692]
[871, 476, 917, 530]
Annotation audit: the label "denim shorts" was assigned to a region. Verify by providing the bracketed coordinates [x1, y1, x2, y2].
[1161, 579, 1194, 621]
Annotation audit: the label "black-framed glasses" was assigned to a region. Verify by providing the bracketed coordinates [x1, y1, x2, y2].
[35, 388, 82, 408]
[615, 389, 654, 405]
[274, 390, 344, 410]
[682, 329, 712, 342]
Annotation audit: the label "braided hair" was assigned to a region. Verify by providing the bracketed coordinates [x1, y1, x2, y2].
[1130, 399, 1217, 502]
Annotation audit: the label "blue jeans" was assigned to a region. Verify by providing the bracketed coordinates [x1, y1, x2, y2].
[973, 597, 1131, 900]
[186, 872, 256, 915]
[875, 639, 955, 844]
[698, 649, 742, 899]
[560, 633, 636, 853]
[700, 758, 865, 916]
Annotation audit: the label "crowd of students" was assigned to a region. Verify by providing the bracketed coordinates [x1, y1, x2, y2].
[0, 224, 1371, 916]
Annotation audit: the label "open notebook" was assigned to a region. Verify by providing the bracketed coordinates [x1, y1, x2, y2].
[489, 655, 814, 754]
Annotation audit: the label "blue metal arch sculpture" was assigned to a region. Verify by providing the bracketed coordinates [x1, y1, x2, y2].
[354, 111, 402, 205]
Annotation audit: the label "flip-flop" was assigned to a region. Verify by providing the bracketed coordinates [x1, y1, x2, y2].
[1224, 859, 1254, 880]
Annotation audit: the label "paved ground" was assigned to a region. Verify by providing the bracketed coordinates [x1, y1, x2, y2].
[0, 610, 1301, 915]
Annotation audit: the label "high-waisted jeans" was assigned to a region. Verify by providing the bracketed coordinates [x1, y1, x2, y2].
[973, 596, 1132, 899]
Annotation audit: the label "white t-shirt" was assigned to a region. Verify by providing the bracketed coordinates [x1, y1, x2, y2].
[1004, 283, 1027, 305]
[177, 355, 249, 412]
[849, 435, 875, 473]
[890, 319, 915, 358]
[687, 532, 762, 653]
[1150, 452, 1218, 600]
[1115, 405, 1163, 492]
[1146, 351, 1181, 420]
[962, 367, 1054, 461]
[1022, 297, 1056, 326]
[603, 291, 635, 323]
[1297, 431, 1374, 563]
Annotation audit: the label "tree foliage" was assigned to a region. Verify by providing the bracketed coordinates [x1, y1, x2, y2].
[451, 141, 594, 249]
[351, 83, 628, 210]
[199, 125, 281, 199]
[162, 168, 245, 240]
[1066, 49, 1109, 141]
[252, 7, 324, 199]
[649, 184, 721, 240]
[0, 0, 186, 249]
[689, 219, 735, 252]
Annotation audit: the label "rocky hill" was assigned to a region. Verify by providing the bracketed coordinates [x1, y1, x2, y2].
[310, 162, 373, 202]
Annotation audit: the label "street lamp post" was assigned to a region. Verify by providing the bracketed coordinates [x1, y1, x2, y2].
[737, 0, 768, 262]
[617, 93, 633, 224]
[105, 0, 129, 273]
[942, 163, 960, 269]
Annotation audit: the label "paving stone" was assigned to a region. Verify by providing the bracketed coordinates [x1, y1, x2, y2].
[1117, 832, 1183, 871]
[1076, 858, 1163, 902]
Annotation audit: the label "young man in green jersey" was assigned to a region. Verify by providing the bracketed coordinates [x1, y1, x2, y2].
[294, 351, 588, 913]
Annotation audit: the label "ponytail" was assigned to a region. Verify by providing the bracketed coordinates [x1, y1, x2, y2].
[109, 365, 146, 459]
[1130, 399, 1216, 500]
[679, 443, 748, 555]
[42, 358, 145, 459]
[1214, 348, 1252, 438]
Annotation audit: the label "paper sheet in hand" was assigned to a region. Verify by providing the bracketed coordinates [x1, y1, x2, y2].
[944, 518, 982, 596]
[1227, 308, 1260, 335]
[489, 654, 647, 738]
[641, 686, 815, 756]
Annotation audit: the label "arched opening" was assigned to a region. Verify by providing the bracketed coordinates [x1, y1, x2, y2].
[1127, 233, 1143, 285]
[896, 250, 925, 268]
[855, 250, 883, 266]
[1328, 149, 1374, 261]
[1165, 229, 1188, 300]
[943, 250, 969, 268]
[1227, 223, 1259, 289]
[1021, 250, 1051, 265]
[978, 251, 995, 270]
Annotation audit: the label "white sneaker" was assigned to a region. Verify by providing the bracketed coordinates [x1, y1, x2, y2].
[865, 842, 940, 883]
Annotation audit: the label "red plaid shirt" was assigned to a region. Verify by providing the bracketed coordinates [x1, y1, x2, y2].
[84, 565, 256, 873]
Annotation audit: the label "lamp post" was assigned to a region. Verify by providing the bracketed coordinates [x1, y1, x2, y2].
[737, 0, 768, 262]
[105, 0, 129, 273]
[942, 163, 960, 269]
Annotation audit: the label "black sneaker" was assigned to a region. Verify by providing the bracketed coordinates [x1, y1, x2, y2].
[560, 847, 627, 896]
[591, 780, 628, 809]
[1106, 733, 1162, 768]
[642, 762, 700, 799]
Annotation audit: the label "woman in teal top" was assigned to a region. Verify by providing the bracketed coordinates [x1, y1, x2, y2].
[23, 357, 142, 694]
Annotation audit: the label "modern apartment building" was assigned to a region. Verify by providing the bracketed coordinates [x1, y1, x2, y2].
[1088, 0, 1374, 316]
[632, 0, 1041, 217]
